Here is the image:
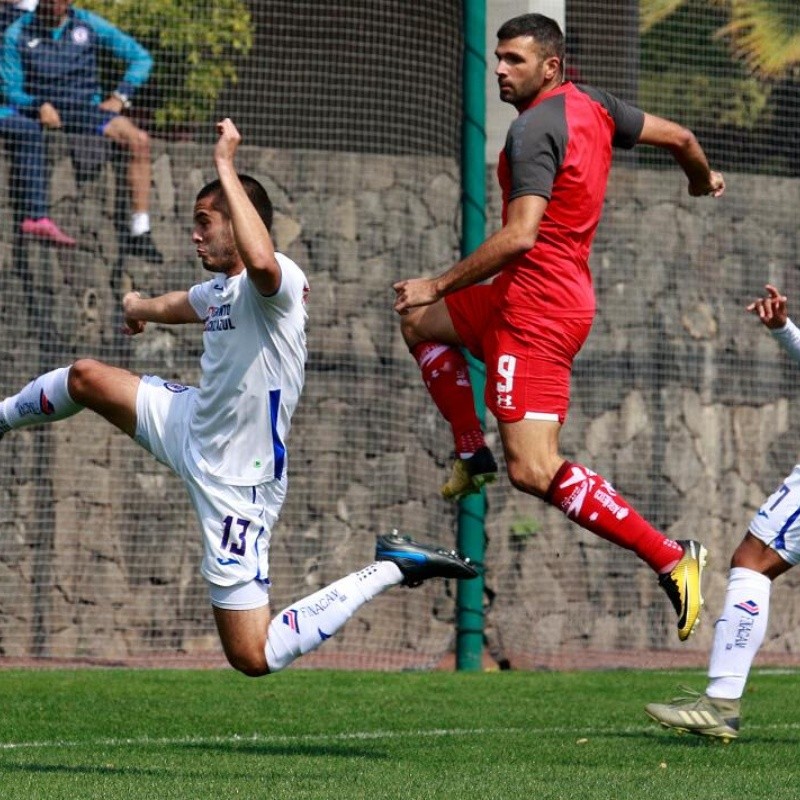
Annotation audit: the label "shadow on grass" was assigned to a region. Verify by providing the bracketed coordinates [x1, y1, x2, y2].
[616, 729, 798, 747]
[174, 741, 389, 759]
[0, 762, 164, 777]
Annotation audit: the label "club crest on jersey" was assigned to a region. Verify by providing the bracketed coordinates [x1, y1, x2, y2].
[204, 303, 236, 332]
[71, 26, 90, 45]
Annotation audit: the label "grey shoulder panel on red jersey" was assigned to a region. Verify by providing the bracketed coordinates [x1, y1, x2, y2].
[505, 92, 567, 202]
[574, 83, 645, 149]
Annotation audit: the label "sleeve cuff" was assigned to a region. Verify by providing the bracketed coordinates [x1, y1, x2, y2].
[771, 318, 797, 338]
[770, 317, 800, 363]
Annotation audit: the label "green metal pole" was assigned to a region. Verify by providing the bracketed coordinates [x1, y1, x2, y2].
[456, 0, 487, 672]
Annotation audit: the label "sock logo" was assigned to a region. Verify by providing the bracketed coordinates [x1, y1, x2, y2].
[592, 479, 630, 522]
[282, 609, 299, 633]
[298, 588, 341, 617]
[16, 390, 55, 420]
[734, 599, 759, 616]
[39, 389, 55, 415]
[558, 465, 595, 518]
[735, 617, 754, 648]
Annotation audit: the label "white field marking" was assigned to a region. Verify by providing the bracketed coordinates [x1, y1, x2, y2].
[752, 669, 800, 676]
[0, 727, 527, 751]
[650, 668, 800, 678]
[4, 721, 800, 752]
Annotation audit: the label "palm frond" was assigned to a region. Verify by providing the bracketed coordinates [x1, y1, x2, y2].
[639, 0, 688, 33]
[716, 0, 800, 76]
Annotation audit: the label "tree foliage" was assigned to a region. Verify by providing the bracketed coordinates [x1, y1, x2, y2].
[639, 0, 799, 173]
[80, 0, 253, 127]
[719, 0, 800, 77]
[640, 0, 768, 129]
[641, 0, 800, 77]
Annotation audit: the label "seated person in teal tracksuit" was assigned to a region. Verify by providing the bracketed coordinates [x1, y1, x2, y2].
[0, 0, 161, 259]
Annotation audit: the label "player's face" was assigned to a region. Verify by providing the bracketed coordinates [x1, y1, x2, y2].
[37, 0, 72, 25]
[495, 36, 560, 109]
[192, 197, 238, 273]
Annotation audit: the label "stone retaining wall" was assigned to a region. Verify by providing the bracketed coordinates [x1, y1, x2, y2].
[0, 133, 798, 667]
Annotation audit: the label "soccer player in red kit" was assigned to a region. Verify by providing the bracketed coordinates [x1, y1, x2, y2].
[393, 13, 725, 641]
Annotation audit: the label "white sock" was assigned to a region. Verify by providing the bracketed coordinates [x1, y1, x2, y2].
[0, 366, 82, 433]
[130, 212, 150, 237]
[707, 567, 772, 700]
[265, 561, 402, 673]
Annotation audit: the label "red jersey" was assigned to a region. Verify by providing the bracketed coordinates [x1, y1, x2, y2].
[493, 81, 644, 321]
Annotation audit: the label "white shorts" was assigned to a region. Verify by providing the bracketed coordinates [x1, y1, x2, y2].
[748, 464, 800, 566]
[134, 376, 286, 605]
[208, 580, 270, 610]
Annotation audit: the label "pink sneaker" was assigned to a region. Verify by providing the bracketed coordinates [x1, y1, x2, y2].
[20, 217, 77, 247]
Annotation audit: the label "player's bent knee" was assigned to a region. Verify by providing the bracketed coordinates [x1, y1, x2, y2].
[506, 460, 550, 498]
[67, 358, 104, 401]
[136, 129, 150, 152]
[226, 651, 269, 677]
[399, 308, 425, 347]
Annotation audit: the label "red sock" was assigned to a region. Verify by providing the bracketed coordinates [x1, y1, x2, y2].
[545, 460, 683, 573]
[411, 342, 484, 456]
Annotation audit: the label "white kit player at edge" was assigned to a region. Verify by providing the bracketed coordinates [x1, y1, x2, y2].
[0, 117, 477, 676]
[646, 283, 800, 741]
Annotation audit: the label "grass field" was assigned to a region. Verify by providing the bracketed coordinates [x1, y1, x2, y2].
[0, 667, 797, 799]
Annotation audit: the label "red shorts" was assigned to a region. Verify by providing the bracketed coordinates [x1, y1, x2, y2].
[445, 285, 593, 424]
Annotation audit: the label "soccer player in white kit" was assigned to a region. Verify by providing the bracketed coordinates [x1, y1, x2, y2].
[0, 118, 477, 676]
[645, 283, 800, 740]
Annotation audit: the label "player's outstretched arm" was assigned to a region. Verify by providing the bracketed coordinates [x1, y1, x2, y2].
[746, 283, 800, 364]
[637, 113, 724, 198]
[213, 118, 281, 296]
[121, 290, 200, 335]
[393, 194, 546, 314]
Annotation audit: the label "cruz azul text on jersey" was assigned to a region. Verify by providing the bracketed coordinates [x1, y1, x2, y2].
[205, 304, 236, 332]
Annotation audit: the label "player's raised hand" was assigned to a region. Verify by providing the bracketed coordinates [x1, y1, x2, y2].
[746, 284, 788, 329]
[214, 118, 242, 163]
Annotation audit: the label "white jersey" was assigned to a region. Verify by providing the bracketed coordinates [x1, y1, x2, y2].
[187, 253, 308, 485]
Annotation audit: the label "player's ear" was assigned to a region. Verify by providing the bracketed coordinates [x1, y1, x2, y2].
[544, 55, 561, 82]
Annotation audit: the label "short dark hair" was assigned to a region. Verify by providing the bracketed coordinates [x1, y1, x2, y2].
[196, 175, 274, 232]
[497, 13, 565, 65]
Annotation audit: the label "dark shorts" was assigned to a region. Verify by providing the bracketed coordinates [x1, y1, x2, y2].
[445, 285, 593, 424]
[57, 105, 117, 136]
